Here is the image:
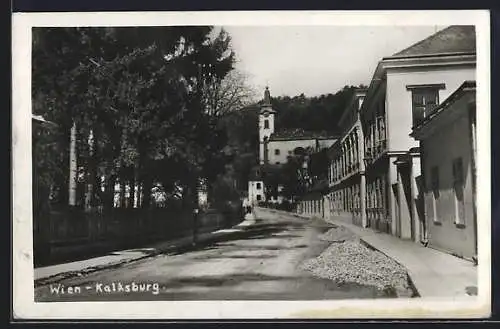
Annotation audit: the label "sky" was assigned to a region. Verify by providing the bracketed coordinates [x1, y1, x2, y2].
[222, 26, 445, 98]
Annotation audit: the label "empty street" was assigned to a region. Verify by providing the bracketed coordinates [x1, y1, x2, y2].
[35, 209, 390, 301]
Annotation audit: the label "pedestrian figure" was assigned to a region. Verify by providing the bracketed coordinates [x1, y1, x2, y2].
[243, 198, 252, 214]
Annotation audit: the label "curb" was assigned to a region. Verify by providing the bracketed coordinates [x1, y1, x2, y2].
[357, 238, 421, 298]
[313, 214, 422, 298]
[35, 215, 255, 287]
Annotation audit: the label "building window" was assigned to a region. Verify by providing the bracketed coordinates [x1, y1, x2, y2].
[256, 194, 262, 201]
[275, 161, 280, 165]
[256, 183, 261, 190]
[264, 120, 269, 129]
[407, 84, 445, 127]
[453, 157, 466, 226]
[430, 166, 440, 224]
[275, 149, 280, 155]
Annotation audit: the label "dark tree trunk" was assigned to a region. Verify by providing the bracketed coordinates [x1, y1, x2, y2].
[104, 174, 116, 210]
[120, 174, 126, 208]
[128, 169, 135, 209]
[142, 175, 152, 209]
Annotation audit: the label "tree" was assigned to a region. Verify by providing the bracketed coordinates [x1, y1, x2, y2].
[309, 149, 329, 181]
[32, 26, 238, 211]
[202, 70, 259, 116]
[270, 85, 362, 134]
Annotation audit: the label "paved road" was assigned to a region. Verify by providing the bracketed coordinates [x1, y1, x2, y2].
[35, 209, 387, 301]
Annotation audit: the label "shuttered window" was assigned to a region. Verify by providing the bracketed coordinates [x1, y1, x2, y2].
[453, 158, 466, 226]
[413, 89, 438, 126]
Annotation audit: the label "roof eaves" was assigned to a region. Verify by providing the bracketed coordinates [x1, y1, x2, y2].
[383, 51, 476, 61]
[359, 61, 386, 116]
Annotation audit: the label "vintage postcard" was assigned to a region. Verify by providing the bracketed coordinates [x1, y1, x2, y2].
[12, 10, 491, 319]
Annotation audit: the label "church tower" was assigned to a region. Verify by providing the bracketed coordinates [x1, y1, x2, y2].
[259, 86, 276, 164]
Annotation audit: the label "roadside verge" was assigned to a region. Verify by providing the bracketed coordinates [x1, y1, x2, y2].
[35, 213, 256, 287]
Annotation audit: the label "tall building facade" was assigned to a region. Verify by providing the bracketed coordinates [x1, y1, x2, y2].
[322, 26, 476, 251]
[360, 25, 476, 241]
[327, 89, 367, 226]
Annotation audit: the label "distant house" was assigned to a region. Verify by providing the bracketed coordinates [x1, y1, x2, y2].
[410, 81, 477, 262]
[247, 167, 265, 205]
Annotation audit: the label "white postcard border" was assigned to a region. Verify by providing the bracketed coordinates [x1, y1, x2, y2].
[12, 10, 491, 319]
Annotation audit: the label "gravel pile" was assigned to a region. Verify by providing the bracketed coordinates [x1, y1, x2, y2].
[319, 226, 358, 242]
[301, 240, 411, 295]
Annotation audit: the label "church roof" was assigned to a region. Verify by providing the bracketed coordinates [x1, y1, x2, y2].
[260, 107, 277, 114]
[388, 25, 476, 59]
[237, 104, 261, 112]
[269, 128, 337, 141]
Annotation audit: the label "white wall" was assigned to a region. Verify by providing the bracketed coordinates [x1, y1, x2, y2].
[258, 110, 275, 162]
[267, 139, 317, 164]
[386, 66, 475, 152]
[248, 180, 265, 204]
[422, 110, 476, 260]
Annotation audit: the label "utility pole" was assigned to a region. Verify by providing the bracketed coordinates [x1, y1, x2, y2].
[68, 121, 77, 206]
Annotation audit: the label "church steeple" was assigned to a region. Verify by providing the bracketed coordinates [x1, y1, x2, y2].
[258, 86, 276, 164]
[263, 86, 271, 106]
